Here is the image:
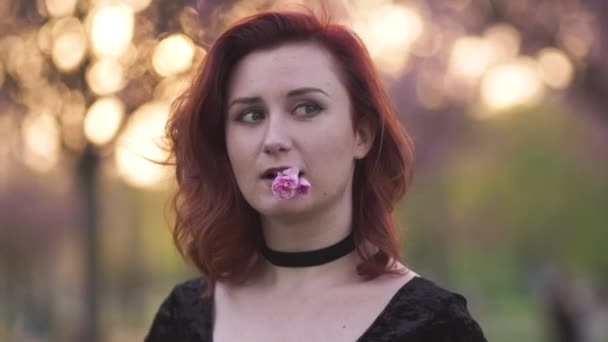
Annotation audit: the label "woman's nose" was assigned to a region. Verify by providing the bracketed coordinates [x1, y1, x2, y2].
[262, 112, 291, 155]
[263, 141, 289, 154]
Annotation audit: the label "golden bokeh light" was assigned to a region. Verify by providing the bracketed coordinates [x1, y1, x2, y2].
[373, 52, 413, 76]
[558, 14, 594, 61]
[208, 0, 259, 33]
[60, 90, 87, 151]
[484, 23, 521, 61]
[123, 0, 153, 12]
[412, 27, 443, 58]
[152, 34, 195, 77]
[1, 0, 593, 179]
[84, 97, 125, 146]
[6, 33, 48, 89]
[51, 19, 87, 72]
[537, 48, 574, 89]
[89, 3, 134, 58]
[179, 6, 203, 41]
[115, 101, 171, 189]
[21, 111, 61, 172]
[190, 46, 207, 73]
[368, 4, 423, 51]
[19, 82, 64, 116]
[86, 58, 126, 95]
[352, 3, 423, 75]
[45, 0, 77, 17]
[448, 36, 498, 81]
[154, 75, 191, 103]
[479, 58, 545, 113]
[37, 22, 54, 55]
[118, 44, 139, 69]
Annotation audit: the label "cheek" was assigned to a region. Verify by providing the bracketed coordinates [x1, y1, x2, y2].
[313, 127, 356, 160]
[305, 134, 356, 184]
[226, 129, 252, 160]
[225, 135, 252, 181]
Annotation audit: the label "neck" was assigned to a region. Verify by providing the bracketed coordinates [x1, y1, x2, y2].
[255, 249, 361, 293]
[255, 192, 357, 291]
[261, 230, 355, 267]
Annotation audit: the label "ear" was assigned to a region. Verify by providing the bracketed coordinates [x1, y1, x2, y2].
[353, 117, 377, 160]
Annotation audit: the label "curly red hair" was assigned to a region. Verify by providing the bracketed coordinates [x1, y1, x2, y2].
[166, 10, 415, 298]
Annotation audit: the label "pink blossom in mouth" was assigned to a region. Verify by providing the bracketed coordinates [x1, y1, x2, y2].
[296, 177, 311, 195]
[271, 167, 311, 199]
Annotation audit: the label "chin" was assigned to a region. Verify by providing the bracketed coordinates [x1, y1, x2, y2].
[254, 198, 314, 217]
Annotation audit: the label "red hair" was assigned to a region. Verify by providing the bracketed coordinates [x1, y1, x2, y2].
[166, 10, 415, 298]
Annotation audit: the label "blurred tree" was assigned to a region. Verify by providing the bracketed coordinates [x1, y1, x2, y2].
[1, 0, 193, 340]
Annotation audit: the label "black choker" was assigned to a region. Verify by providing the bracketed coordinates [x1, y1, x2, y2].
[261, 232, 355, 267]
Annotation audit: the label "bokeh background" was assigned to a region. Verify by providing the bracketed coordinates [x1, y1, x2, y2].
[1, 0, 607, 341]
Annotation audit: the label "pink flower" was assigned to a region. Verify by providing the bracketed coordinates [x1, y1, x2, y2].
[271, 167, 311, 199]
[296, 177, 311, 195]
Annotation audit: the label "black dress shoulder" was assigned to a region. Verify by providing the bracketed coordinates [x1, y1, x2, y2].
[145, 276, 487, 342]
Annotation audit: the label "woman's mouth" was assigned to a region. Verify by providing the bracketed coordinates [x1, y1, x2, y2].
[262, 171, 304, 180]
[261, 167, 304, 179]
[261, 172, 306, 187]
[261, 166, 311, 198]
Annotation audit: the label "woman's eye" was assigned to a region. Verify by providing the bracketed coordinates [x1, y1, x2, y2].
[293, 102, 322, 116]
[238, 110, 264, 123]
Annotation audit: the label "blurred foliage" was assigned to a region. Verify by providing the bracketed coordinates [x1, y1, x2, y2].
[401, 102, 608, 283]
[399, 103, 608, 341]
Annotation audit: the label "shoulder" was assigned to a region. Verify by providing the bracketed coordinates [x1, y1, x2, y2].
[400, 276, 471, 312]
[365, 276, 487, 342]
[166, 277, 209, 305]
[144, 277, 213, 342]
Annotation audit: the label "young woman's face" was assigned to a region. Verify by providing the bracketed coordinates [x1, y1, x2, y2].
[225, 42, 373, 218]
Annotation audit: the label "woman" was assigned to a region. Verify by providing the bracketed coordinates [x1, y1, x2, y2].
[146, 10, 487, 342]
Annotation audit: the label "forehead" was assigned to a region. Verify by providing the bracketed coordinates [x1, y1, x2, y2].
[227, 42, 345, 99]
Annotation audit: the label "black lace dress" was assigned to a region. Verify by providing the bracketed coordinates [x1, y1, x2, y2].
[145, 276, 487, 341]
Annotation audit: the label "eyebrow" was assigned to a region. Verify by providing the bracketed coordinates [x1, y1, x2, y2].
[228, 87, 330, 108]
